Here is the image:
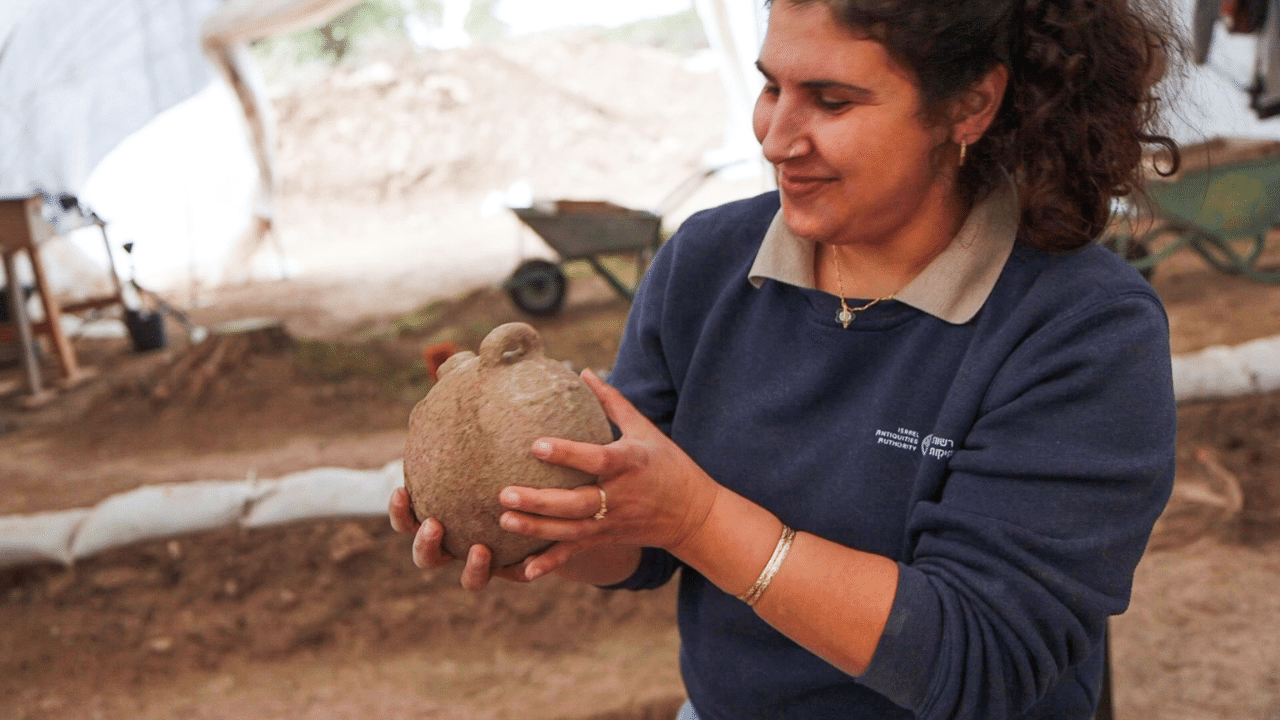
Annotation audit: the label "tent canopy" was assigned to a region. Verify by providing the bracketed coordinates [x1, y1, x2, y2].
[1, 0, 221, 200]
[6, 0, 1265, 296]
[0, 0, 358, 202]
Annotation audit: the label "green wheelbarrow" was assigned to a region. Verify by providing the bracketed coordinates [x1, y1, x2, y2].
[1108, 137, 1280, 283]
[505, 200, 662, 316]
[503, 164, 742, 316]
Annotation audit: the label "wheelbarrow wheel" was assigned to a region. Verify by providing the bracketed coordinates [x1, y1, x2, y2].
[507, 259, 567, 316]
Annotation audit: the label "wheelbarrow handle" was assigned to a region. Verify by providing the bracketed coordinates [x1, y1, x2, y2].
[652, 159, 754, 218]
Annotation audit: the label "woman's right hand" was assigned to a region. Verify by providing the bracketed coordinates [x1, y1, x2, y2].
[388, 486, 534, 591]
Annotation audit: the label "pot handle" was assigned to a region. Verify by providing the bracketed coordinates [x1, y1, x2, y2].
[479, 322, 544, 367]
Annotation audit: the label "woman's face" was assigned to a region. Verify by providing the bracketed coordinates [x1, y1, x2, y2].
[752, 1, 954, 248]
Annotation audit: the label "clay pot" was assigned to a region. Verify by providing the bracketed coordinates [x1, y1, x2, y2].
[403, 322, 613, 567]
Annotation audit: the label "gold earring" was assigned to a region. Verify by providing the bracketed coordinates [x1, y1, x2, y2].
[959, 140, 968, 167]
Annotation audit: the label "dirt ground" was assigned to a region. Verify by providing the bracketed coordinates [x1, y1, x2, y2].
[4, 29, 1280, 720]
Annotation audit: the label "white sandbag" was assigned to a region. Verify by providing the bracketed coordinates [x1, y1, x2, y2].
[69, 481, 259, 560]
[0, 509, 89, 568]
[1234, 335, 1280, 390]
[379, 457, 405, 486]
[242, 466, 401, 528]
[1172, 345, 1251, 401]
[1173, 335, 1280, 402]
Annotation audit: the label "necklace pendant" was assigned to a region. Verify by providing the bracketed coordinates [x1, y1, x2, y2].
[837, 307, 854, 328]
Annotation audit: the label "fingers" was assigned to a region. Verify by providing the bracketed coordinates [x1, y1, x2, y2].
[500, 508, 607, 544]
[488, 542, 580, 583]
[490, 561, 535, 583]
[532, 434, 645, 479]
[500, 484, 604, 520]
[388, 487, 420, 535]
[411, 517, 454, 569]
[402, 502, 563, 590]
[580, 368, 649, 431]
[530, 370, 656, 478]
[522, 541, 581, 580]
[460, 545, 494, 591]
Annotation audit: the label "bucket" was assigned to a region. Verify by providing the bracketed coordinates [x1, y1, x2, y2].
[125, 309, 167, 352]
[0, 284, 33, 324]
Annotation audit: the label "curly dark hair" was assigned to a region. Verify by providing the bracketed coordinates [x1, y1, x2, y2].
[769, 0, 1181, 252]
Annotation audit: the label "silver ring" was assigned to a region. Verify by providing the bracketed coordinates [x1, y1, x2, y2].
[593, 486, 608, 520]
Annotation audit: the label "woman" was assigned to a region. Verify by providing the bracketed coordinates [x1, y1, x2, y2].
[390, 0, 1180, 717]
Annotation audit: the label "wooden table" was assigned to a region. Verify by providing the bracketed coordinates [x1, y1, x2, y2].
[1, 195, 126, 395]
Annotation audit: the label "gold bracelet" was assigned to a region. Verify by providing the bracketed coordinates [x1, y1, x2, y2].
[737, 524, 796, 607]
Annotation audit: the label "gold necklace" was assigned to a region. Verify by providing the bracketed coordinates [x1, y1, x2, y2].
[832, 250, 895, 329]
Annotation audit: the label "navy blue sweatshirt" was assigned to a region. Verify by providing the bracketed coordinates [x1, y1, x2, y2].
[605, 191, 1176, 720]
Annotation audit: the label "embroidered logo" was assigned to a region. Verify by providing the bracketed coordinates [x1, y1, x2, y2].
[874, 427, 955, 460]
[874, 427, 919, 451]
[920, 434, 955, 460]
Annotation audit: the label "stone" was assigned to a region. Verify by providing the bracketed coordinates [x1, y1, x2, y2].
[328, 522, 377, 563]
[89, 567, 146, 590]
[403, 322, 612, 567]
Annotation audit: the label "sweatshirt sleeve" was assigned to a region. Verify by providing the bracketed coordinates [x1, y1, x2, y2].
[859, 291, 1177, 718]
[597, 222, 686, 591]
[607, 220, 680, 437]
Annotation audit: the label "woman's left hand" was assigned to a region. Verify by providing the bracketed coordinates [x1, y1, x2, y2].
[388, 486, 539, 590]
[499, 369, 721, 580]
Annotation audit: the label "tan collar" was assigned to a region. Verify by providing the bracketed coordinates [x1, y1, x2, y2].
[747, 181, 1019, 324]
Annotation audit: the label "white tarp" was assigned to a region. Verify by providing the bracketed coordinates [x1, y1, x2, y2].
[0, 0, 223, 200]
[693, 0, 767, 170]
[77, 81, 262, 292]
[0, 0, 33, 55]
[0, 0, 358, 295]
[0, 0, 361, 202]
[201, 0, 364, 208]
[199, 0, 362, 282]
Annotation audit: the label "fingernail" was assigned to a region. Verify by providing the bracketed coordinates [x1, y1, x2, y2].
[500, 489, 520, 507]
[532, 439, 552, 458]
[526, 566, 544, 580]
[500, 514, 518, 531]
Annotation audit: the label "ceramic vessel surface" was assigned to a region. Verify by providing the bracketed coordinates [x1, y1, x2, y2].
[403, 322, 612, 567]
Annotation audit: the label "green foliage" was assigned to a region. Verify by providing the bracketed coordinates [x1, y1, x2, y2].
[463, 0, 508, 44]
[404, 0, 445, 25]
[597, 8, 708, 56]
[255, 0, 455, 65]
[382, 299, 450, 339]
[251, 3, 707, 72]
[292, 338, 431, 399]
[293, 338, 391, 382]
